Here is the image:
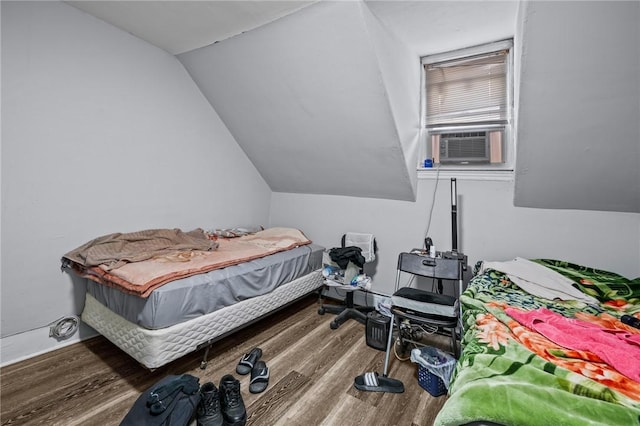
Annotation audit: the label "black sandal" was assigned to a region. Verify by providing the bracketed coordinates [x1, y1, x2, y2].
[249, 360, 269, 394]
[236, 347, 262, 375]
[354, 372, 404, 393]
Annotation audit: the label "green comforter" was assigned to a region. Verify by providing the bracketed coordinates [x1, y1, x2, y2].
[434, 259, 640, 426]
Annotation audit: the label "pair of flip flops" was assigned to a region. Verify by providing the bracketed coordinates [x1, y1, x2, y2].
[236, 347, 269, 394]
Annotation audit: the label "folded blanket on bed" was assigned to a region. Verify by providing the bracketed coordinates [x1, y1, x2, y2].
[63, 227, 311, 298]
[480, 257, 599, 304]
[63, 228, 218, 270]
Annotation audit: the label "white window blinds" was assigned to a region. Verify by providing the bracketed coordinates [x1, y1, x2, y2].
[424, 48, 509, 128]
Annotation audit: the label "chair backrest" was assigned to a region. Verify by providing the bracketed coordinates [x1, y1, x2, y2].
[397, 253, 460, 279]
[394, 252, 463, 292]
[342, 232, 376, 263]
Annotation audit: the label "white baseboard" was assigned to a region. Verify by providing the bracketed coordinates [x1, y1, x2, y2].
[0, 323, 98, 368]
[1, 289, 389, 368]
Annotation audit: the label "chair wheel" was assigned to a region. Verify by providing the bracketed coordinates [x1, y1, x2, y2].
[330, 321, 339, 330]
[318, 307, 326, 315]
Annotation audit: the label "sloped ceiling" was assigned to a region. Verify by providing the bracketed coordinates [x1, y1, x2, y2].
[365, 0, 518, 57]
[67, 0, 519, 202]
[176, 1, 518, 201]
[178, 1, 417, 200]
[66, 1, 318, 54]
[514, 1, 640, 213]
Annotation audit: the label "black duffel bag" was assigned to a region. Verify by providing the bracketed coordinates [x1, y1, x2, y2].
[120, 374, 201, 426]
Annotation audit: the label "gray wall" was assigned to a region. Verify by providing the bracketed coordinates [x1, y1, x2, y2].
[268, 0, 640, 298]
[515, 1, 640, 213]
[270, 179, 640, 297]
[178, 1, 418, 202]
[1, 1, 271, 362]
[1, 0, 639, 366]
[268, 0, 640, 296]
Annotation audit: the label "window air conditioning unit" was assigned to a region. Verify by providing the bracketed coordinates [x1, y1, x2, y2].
[429, 131, 503, 165]
[438, 131, 490, 164]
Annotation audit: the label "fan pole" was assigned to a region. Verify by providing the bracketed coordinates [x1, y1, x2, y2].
[451, 178, 458, 253]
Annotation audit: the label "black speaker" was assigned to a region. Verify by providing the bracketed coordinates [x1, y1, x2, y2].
[366, 311, 391, 351]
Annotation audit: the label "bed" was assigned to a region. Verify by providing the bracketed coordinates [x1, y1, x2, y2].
[434, 258, 640, 426]
[62, 227, 324, 370]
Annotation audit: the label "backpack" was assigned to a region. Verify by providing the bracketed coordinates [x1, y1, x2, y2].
[120, 374, 201, 426]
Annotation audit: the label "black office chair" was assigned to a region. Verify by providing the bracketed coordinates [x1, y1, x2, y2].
[318, 232, 377, 329]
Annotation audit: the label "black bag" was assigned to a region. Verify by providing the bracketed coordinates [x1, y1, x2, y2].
[329, 246, 365, 269]
[120, 374, 201, 426]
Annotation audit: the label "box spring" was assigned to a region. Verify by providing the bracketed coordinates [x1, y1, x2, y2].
[82, 269, 323, 369]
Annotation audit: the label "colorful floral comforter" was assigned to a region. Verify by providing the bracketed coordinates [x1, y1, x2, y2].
[434, 259, 640, 426]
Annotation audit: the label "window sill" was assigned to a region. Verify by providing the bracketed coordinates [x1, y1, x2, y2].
[417, 168, 514, 181]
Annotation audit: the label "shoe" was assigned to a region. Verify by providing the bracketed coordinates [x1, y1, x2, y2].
[197, 382, 223, 426]
[219, 374, 247, 426]
[353, 371, 404, 393]
[236, 347, 262, 375]
[249, 360, 269, 394]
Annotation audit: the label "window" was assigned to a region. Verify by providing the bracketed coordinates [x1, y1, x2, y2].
[420, 39, 513, 170]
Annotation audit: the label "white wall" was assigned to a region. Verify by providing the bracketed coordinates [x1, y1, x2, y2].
[514, 1, 640, 213]
[270, 177, 640, 297]
[269, 0, 640, 295]
[2, 0, 639, 368]
[0, 1, 271, 365]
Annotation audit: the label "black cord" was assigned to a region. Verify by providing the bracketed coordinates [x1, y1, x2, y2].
[423, 162, 441, 244]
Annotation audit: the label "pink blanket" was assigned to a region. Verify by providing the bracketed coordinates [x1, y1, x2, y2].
[506, 307, 640, 382]
[68, 227, 311, 298]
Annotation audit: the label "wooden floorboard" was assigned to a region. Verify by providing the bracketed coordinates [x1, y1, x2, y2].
[1, 295, 450, 425]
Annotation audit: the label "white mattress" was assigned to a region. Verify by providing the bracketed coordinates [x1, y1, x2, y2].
[82, 269, 323, 369]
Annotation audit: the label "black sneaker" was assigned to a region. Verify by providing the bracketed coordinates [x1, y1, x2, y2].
[197, 382, 223, 426]
[219, 374, 247, 426]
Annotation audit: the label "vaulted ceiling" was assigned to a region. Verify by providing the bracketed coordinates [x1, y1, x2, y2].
[66, 1, 518, 57]
[66, 1, 319, 55]
[66, 0, 518, 201]
[178, 1, 420, 200]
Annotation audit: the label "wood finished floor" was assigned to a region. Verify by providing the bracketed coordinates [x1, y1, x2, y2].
[1, 295, 450, 426]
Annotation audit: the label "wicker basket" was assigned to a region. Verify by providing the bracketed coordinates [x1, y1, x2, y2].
[417, 364, 447, 397]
